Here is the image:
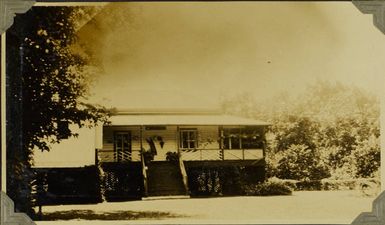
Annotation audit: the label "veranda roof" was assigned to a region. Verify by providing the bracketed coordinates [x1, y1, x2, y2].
[108, 114, 270, 126]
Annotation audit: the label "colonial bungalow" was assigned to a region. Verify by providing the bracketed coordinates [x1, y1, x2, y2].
[33, 109, 270, 201]
[97, 109, 269, 198]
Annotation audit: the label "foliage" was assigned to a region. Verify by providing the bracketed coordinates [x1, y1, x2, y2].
[17, 7, 109, 152]
[33, 166, 103, 206]
[188, 167, 222, 196]
[7, 7, 109, 216]
[321, 178, 380, 193]
[354, 136, 381, 178]
[244, 178, 292, 196]
[222, 81, 380, 181]
[165, 151, 179, 162]
[275, 144, 330, 180]
[187, 166, 265, 196]
[96, 159, 107, 202]
[259, 177, 380, 194]
[273, 116, 319, 152]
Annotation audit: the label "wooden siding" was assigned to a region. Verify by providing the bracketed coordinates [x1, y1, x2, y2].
[101, 125, 263, 162]
[102, 126, 141, 161]
[142, 126, 178, 161]
[102, 125, 219, 161]
[178, 125, 221, 161]
[102, 126, 179, 161]
[178, 125, 220, 150]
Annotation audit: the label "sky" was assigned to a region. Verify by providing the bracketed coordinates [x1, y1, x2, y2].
[75, 2, 385, 110]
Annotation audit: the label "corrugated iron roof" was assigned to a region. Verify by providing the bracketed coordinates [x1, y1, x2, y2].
[107, 114, 270, 126]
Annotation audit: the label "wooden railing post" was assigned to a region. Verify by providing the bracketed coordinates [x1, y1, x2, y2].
[141, 152, 148, 197]
[220, 126, 224, 160]
[263, 126, 267, 158]
[95, 149, 99, 165]
[178, 154, 189, 195]
[139, 124, 147, 197]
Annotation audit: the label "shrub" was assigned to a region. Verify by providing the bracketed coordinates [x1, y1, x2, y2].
[357, 179, 381, 197]
[165, 151, 179, 162]
[187, 166, 266, 196]
[260, 177, 380, 192]
[275, 144, 330, 180]
[354, 137, 380, 178]
[244, 178, 292, 196]
[321, 179, 355, 190]
[321, 178, 380, 192]
[33, 166, 103, 205]
[188, 167, 223, 196]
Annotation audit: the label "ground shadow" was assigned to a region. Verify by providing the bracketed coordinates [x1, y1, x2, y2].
[39, 210, 188, 221]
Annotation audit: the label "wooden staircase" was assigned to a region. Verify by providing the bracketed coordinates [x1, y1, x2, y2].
[146, 161, 188, 197]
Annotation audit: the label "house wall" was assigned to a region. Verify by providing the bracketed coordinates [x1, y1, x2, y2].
[102, 125, 220, 161]
[179, 125, 220, 150]
[142, 126, 178, 161]
[101, 125, 264, 162]
[102, 126, 142, 161]
[102, 125, 175, 161]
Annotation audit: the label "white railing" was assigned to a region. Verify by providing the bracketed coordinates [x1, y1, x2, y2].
[97, 149, 141, 162]
[180, 149, 222, 161]
[141, 152, 148, 196]
[97, 149, 263, 162]
[178, 155, 189, 195]
[180, 149, 263, 161]
[243, 149, 264, 160]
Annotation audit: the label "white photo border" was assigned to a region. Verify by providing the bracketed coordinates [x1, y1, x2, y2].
[1, 1, 385, 224]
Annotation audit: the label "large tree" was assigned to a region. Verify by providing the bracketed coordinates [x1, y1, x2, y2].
[222, 81, 380, 180]
[6, 7, 109, 216]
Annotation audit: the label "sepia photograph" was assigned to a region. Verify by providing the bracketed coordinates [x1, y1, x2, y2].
[2, 1, 385, 224]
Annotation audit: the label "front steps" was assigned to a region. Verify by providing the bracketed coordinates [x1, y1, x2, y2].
[146, 161, 188, 197]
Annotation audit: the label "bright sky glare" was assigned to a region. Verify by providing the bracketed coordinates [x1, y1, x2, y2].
[75, 2, 385, 109]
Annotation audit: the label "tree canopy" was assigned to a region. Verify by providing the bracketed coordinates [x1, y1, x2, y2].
[7, 7, 109, 215]
[222, 81, 380, 181]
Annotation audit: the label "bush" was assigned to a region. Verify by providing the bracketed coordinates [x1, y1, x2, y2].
[187, 166, 266, 197]
[321, 179, 355, 190]
[267, 177, 380, 192]
[244, 178, 292, 196]
[275, 144, 330, 181]
[280, 179, 323, 191]
[33, 166, 102, 205]
[321, 178, 380, 192]
[165, 151, 179, 162]
[354, 137, 380, 178]
[187, 167, 223, 196]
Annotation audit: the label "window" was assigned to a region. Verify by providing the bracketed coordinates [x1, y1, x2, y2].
[223, 128, 241, 149]
[223, 127, 264, 149]
[114, 132, 131, 161]
[241, 127, 264, 149]
[180, 129, 197, 149]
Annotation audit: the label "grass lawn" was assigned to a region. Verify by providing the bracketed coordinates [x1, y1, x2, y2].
[35, 190, 377, 225]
